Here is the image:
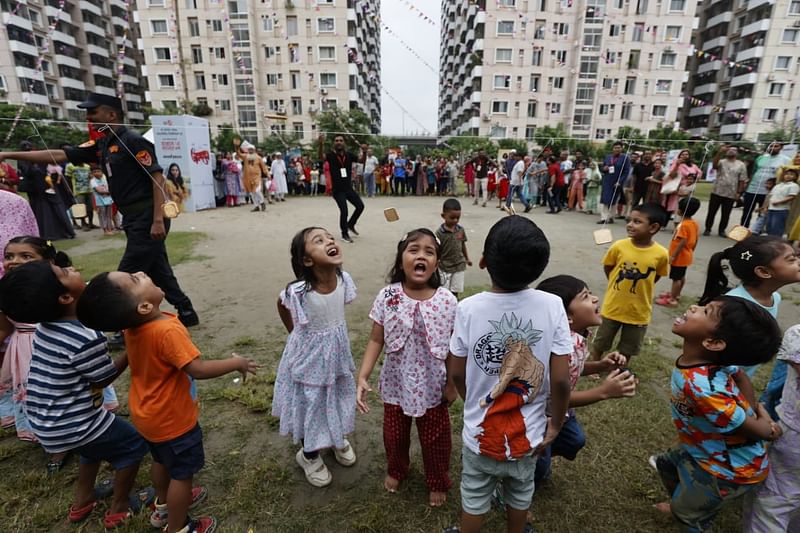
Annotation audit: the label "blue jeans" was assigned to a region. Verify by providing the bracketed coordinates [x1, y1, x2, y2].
[364, 172, 375, 197]
[760, 359, 788, 420]
[767, 210, 789, 236]
[506, 185, 530, 209]
[547, 186, 564, 212]
[534, 414, 586, 483]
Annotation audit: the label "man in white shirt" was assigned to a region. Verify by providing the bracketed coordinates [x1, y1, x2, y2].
[270, 153, 288, 202]
[505, 153, 532, 213]
[741, 142, 791, 228]
[363, 148, 378, 198]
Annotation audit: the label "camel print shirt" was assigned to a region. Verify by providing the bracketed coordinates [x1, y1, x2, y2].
[601, 238, 669, 325]
[449, 289, 572, 461]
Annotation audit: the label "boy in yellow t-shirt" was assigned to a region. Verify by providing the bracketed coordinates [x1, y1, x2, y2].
[591, 203, 669, 361]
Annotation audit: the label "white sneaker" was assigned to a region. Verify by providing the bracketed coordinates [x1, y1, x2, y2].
[647, 455, 658, 471]
[333, 439, 356, 466]
[296, 449, 332, 487]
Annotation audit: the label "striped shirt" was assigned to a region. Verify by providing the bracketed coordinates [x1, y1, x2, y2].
[26, 321, 116, 453]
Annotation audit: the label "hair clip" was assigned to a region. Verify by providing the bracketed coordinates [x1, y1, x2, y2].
[46, 240, 54, 248]
[400, 233, 408, 242]
[741, 250, 752, 261]
[434, 235, 441, 246]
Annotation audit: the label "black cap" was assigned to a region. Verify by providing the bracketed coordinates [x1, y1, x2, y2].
[77, 92, 123, 111]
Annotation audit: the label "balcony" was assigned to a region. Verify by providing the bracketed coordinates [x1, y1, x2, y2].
[84, 21, 106, 36]
[689, 105, 713, 117]
[91, 64, 114, 78]
[698, 60, 722, 74]
[79, 0, 103, 16]
[60, 77, 86, 90]
[688, 126, 709, 136]
[702, 35, 728, 51]
[347, 8, 356, 21]
[720, 123, 747, 135]
[736, 46, 764, 62]
[741, 19, 770, 38]
[128, 111, 144, 121]
[15, 66, 41, 80]
[470, 91, 481, 103]
[124, 93, 141, 102]
[45, 5, 72, 23]
[472, 65, 482, 77]
[748, 0, 771, 10]
[112, 16, 127, 28]
[87, 44, 107, 56]
[726, 98, 752, 110]
[121, 74, 138, 85]
[23, 92, 50, 105]
[52, 30, 77, 47]
[123, 56, 136, 67]
[730, 72, 758, 87]
[110, 0, 127, 8]
[94, 86, 116, 97]
[707, 11, 733, 28]
[54, 54, 82, 70]
[8, 40, 39, 57]
[693, 82, 718, 95]
[3, 13, 32, 30]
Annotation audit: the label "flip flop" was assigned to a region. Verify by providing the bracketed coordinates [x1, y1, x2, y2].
[103, 510, 132, 530]
[68, 500, 97, 523]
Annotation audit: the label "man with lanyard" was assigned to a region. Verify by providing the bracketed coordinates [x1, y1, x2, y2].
[598, 141, 631, 224]
[706, 146, 748, 236]
[472, 150, 489, 206]
[741, 142, 791, 228]
[0, 92, 199, 327]
[318, 133, 364, 243]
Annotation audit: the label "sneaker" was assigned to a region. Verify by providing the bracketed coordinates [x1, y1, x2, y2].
[150, 486, 208, 528]
[295, 449, 332, 487]
[177, 307, 200, 327]
[347, 225, 359, 236]
[524, 205, 532, 213]
[172, 516, 217, 533]
[333, 439, 356, 466]
[341, 234, 354, 243]
[703, 229, 711, 236]
[648, 455, 658, 471]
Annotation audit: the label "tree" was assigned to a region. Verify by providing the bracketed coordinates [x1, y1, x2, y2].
[314, 108, 373, 153]
[212, 124, 241, 154]
[439, 134, 496, 159]
[0, 104, 87, 151]
[497, 138, 529, 156]
[258, 132, 303, 156]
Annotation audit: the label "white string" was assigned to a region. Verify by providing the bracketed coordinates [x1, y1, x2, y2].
[599, 136, 635, 229]
[740, 141, 782, 228]
[98, 124, 171, 204]
[671, 141, 714, 233]
[27, 118, 75, 197]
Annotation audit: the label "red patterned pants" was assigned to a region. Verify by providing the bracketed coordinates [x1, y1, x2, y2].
[383, 402, 452, 492]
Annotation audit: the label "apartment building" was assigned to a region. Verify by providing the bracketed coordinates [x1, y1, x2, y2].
[683, 0, 800, 141]
[0, 0, 146, 124]
[438, 0, 698, 142]
[135, 0, 381, 143]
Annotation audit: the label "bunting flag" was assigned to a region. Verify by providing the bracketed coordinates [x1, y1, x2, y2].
[167, 0, 183, 94]
[682, 95, 747, 120]
[220, 8, 254, 88]
[692, 49, 754, 72]
[395, 0, 436, 26]
[381, 23, 438, 74]
[115, 0, 132, 98]
[382, 86, 431, 135]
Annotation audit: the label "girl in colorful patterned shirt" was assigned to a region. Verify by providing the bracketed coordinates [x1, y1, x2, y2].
[356, 228, 458, 507]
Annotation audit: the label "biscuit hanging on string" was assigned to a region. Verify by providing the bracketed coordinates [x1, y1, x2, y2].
[593, 228, 613, 245]
[727, 225, 751, 242]
[384, 207, 399, 222]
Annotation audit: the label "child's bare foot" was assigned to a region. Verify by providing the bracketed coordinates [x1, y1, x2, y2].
[384, 475, 399, 493]
[654, 501, 672, 515]
[429, 491, 447, 507]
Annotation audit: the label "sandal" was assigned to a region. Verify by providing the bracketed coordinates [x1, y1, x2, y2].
[129, 486, 157, 513]
[68, 500, 97, 523]
[655, 295, 677, 307]
[103, 510, 132, 530]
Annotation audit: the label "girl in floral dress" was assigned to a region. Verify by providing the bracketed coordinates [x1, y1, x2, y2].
[273, 227, 358, 487]
[356, 229, 458, 507]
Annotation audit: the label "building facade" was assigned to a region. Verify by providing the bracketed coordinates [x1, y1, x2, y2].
[0, 0, 146, 124]
[135, 0, 381, 144]
[438, 0, 698, 142]
[683, 0, 800, 141]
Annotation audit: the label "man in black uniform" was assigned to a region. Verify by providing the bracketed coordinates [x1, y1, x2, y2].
[0, 93, 199, 326]
[318, 133, 364, 243]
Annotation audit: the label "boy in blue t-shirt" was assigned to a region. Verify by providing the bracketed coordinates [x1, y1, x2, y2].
[0, 261, 147, 529]
[650, 295, 782, 532]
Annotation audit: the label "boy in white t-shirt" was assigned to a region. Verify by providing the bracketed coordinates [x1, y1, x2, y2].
[445, 216, 572, 533]
[766, 168, 799, 236]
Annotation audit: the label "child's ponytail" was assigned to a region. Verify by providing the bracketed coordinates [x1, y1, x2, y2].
[699, 247, 731, 305]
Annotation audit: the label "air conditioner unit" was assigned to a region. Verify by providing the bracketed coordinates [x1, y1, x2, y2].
[481, 113, 490, 121]
[320, 88, 328, 95]
[309, 104, 318, 114]
[767, 74, 775, 81]
[278, 105, 287, 114]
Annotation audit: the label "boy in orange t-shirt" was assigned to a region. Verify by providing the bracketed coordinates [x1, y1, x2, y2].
[657, 197, 700, 308]
[78, 271, 258, 533]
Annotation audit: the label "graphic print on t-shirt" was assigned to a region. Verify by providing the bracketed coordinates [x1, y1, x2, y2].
[472, 312, 545, 460]
[611, 261, 657, 294]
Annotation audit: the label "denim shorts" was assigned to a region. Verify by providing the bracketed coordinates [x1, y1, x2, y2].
[77, 417, 148, 470]
[460, 447, 536, 515]
[148, 424, 205, 481]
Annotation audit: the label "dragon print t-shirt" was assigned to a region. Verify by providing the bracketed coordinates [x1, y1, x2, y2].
[449, 289, 572, 461]
[601, 238, 669, 325]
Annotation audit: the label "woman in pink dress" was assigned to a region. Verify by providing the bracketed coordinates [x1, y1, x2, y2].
[464, 160, 475, 198]
[663, 150, 701, 224]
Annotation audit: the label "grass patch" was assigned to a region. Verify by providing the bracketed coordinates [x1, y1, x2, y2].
[67, 231, 207, 279]
[693, 181, 713, 202]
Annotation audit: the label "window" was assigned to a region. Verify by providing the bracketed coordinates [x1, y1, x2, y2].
[215, 99, 231, 111]
[231, 24, 249, 44]
[499, 0, 517, 5]
[290, 71, 300, 89]
[628, 50, 641, 69]
[599, 103, 611, 115]
[655, 79, 672, 93]
[490, 125, 507, 138]
[215, 73, 229, 86]
[669, 0, 685, 11]
[660, 51, 677, 67]
[158, 74, 175, 88]
[318, 46, 336, 61]
[291, 97, 302, 114]
[191, 46, 203, 63]
[185, 0, 197, 8]
[665, 26, 681, 41]
[621, 102, 632, 120]
[195, 73, 206, 90]
[576, 83, 595, 105]
[494, 75, 511, 89]
[790, 0, 800, 13]
[148, 0, 165, 5]
[267, 98, 284, 111]
[317, 17, 335, 32]
[624, 77, 636, 95]
[154, 47, 171, 61]
[525, 125, 536, 140]
[552, 77, 565, 89]
[266, 73, 279, 85]
[531, 49, 542, 66]
[596, 128, 612, 140]
[212, 19, 223, 31]
[320, 72, 337, 87]
[287, 16, 298, 37]
[235, 79, 255, 100]
[580, 56, 599, 79]
[497, 21, 515, 35]
[769, 82, 785, 96]
[555, 50, 567, 64]
[527, 100, 537, 118]
[763, 108, 779, 121]
[293, 122, 304, 139]
[188, 18, 199, 37]
[553, 22, 570, 35]
[573, 109, 593, 130]
[632, 23, 644, 42]
[529, 74, 540, 92]
[212, 47, 226, 59]
[651, 105, 667, 117]
[495, 48, 513, 62]
[609, 24, 624, 37]
[584, 27, 602, 49]
[606, 51, 620, 64]
[262, 17, 274, 31]
[45, 83, 57, 99]
[321, 98, 337, 111]
[775, 56, 792, 70]
[491, 101, 510, 114]
[550, 103, 562, 114]
[239, 106, 257, 127]
[161, 100, 178, 110]
[534, 21, 546, 39]
[151, 20, 168, 34]
[782, 29, 799, 43]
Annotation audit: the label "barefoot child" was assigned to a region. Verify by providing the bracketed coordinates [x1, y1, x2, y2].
[436, 199, 472, 298]
[656, 197, 700, 308]
[534, 275, 636, 482]
[650, 296, 782, 532]
[0, 261, 148, 529]
[356, 229, 458, 506]
[273, 227, 358, 487]
[77, 272, 259, 533]
[446, 216, 572, 533]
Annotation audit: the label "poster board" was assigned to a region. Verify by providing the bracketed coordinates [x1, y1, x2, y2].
[150, 115, 215, 212]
